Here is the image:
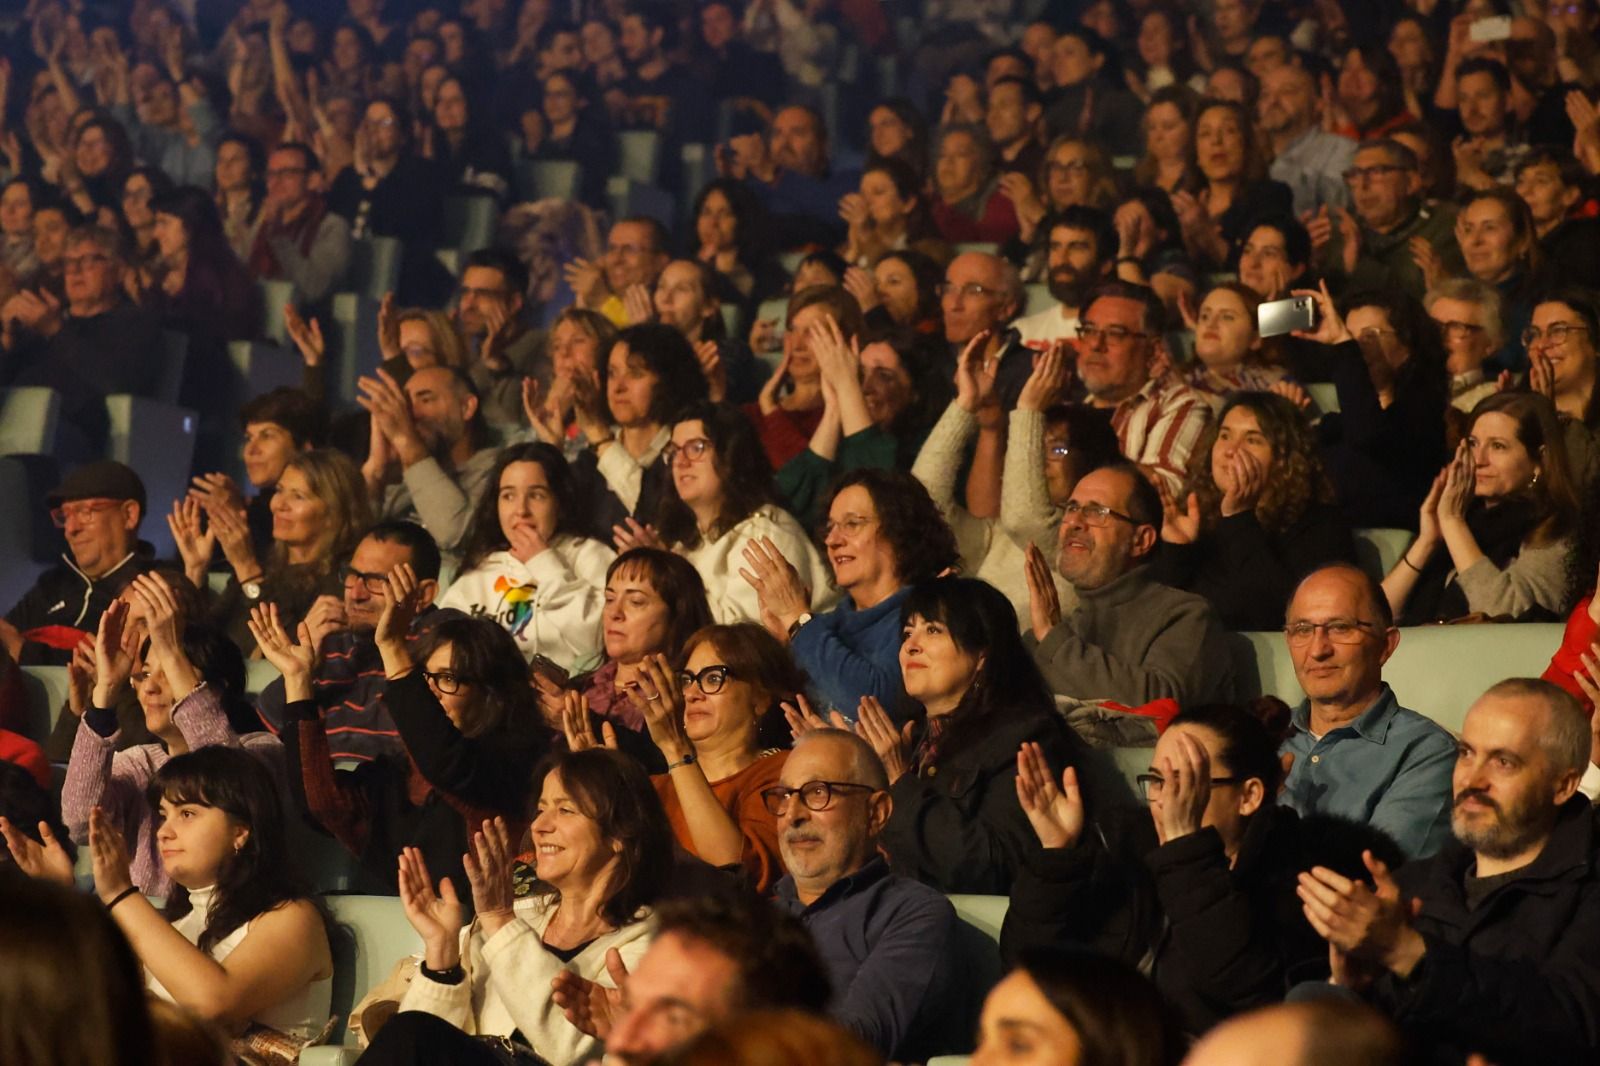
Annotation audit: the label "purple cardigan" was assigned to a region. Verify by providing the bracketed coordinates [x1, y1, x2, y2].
[61, 685, 284, 896]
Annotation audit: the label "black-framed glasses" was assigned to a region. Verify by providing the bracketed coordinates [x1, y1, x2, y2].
[422, 669, 472, 695]
[760, 780, 877, 816]
[678, 664, 734, 694]
[1342, 163, 1406, 184]
[1076, 322, 1147, 347]
[1135, 773, 1241, 802]
[339, 565, 389, 595]
[1523, 322, 1589, 348]
[1283, 619, 1382, 646]
[1061, 499, 1137, 528]
[662, 438, 712, 466]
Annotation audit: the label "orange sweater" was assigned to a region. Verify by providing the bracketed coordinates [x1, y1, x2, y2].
[653, 750, 787, 894]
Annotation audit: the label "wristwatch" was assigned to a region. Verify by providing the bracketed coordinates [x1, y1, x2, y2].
[240, 578, 263, 601]
[787, 612, 814, 640]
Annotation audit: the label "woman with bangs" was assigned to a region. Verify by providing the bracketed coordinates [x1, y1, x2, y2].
[6, 744, 333, 1045]
[174, 447, 372, 655]
[442, 441, 615, 675]
[794, 576, 1095, 895]
[252, 572, 552, 896]
[358, 747, 672, 1065]
[1151, 391, 1356, 631]
[60, 573, 282, 897]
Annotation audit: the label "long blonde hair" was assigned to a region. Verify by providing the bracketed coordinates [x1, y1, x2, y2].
[270, 448, 372, 578]
[396, 308, 469, 368]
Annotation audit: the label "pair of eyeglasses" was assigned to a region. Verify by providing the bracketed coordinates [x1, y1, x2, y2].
[422, 669, 472, 694]
[1342, 164, 1407, 184]
[1433, 319, 1484, 338]
[339, 565, 389, 595]
[759, 780, 877, 816]
[1046, 444, 1072, 461]
[820, 515, 875, 538]
[1283, 619, 1381, 645]
[49, 498, 121, 527]
[1047, 161, 1089, 177]
[1523, 323, 1589, 347]
[662, 438, 711, 466]
[1061, 499, 1136, 528]
[1135, 773, 1242, 802]
[1076, 322, 1147, 347]
[62, 253, 111, 272]
[679, 664, 734, 694]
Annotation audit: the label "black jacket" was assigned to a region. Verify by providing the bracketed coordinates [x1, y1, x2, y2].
[6, 542, 157, 665]
[880, 704, 1108, 896]
[1373, 797, 1600, 1065]
[1003, 803, 1401, 1036]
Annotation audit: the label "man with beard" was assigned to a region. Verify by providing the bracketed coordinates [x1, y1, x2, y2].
[359, 364, 496, 563]
[1012, 207, 1115, 353]
[1260, 64, 1356, 217]
[1299, 678, 1600, 1066]
[720, 105, 859, 249]
[453, 248, 551, 434]
[769, 729, 972, 1061]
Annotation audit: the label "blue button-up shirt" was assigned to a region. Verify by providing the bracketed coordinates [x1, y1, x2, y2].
[774, 857, 974, 1061]
[1279, 684, 1457, 859]
[1269, 125, 1358, 216]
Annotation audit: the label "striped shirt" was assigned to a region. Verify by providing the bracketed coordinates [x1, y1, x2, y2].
[1109, 377, 1214, 494]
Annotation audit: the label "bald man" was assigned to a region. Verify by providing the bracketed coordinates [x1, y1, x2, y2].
[1184, 1000, 1405, 1066]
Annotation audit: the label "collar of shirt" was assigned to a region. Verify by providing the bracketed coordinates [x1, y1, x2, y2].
[1291, 684, 1399, 744]
[1452, 368, 1486, 393]
[774, 854, 892, 914]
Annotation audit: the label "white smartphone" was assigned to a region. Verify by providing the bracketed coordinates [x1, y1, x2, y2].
[1469, 16, 1513, 42]
[1258, 296, 1317, 338]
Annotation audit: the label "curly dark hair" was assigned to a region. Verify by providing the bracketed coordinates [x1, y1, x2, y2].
[655, 402, 777, 550]
[1184, 391, 1337, 535]
[819, 469, 959, 588]
[608, 324, 710, 425]
[528, 748, 674, 926]
[458, 442, 582, 572]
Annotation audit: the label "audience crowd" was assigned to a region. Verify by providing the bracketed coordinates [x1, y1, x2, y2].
[9, 0, 1600, 1064]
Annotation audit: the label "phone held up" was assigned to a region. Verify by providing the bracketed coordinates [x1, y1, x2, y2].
[1258, 296, 1317, 338]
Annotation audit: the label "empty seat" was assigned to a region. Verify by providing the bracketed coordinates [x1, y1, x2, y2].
[606, 177, 675, 229]
[616, 130, 661, 184]
[104, 395, 197, 559]
[258, 279, 297, 345]
[515, 159, 581, 201]
[0, 387, 60, 456]
[297, 895, 423, 1065]
[439, 195, 497, 254]
[680, 143, 712, 203]
[0, 456, 52, 618]
[326, 294, 385, 408]
[345, 237, 403, 302]
[155, 330, 188, 405]
[1306, 381, 1339, 415]
[16, 665, 70, 745]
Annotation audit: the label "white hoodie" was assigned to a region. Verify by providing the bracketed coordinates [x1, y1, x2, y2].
[437, 535, 616, 674]
[678, 504, 836, 626]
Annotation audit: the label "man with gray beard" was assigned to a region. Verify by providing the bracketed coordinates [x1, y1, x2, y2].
[1297, 678, 1600, 1066]
[769, 729, 975, 1061]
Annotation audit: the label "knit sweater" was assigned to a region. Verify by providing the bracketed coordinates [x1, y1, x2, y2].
[399, 895, 654, 1065]
[1025, 565, 1235, 706]
[438, 536, 616, 674]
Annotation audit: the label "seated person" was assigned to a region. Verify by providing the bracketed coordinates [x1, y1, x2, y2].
[254, 567, 551, 894]
[522, 308, 617, 461]
[1302, 680, 1600, 1066]
[1279, 564, 1456, 858]
[1, 461, 156, 666]
[357, 748, 671, 1066]
[441, 442, 615, 675]
[175, 448, 371, 655]
[1425, 279, 1503, 417]
[362, 365, 499, 566]
[652, 258, 762, 406]
[1024, 462, 1235, 710]
[1383, 393, 1578, 625]
[770, 728, 972, 1060]
[927, 125, 1019, 246]
[453, 249, 551, 433]
[744, 469, 959, 721]
[568, 548, 713, 736]
[854, 577, 1103, 896]
[253, 521, 454, 764]
[243, 141, 352, 304]
[568, 323, 709, 539]
[743, 286, 862, 472]
[1152, 392, 1356, 631]
[62, 575, 281, 897]
[1004, 701, 1401, 1037]
[4, 747, 335, 1045]
[588, 622, 797, 894]
[0, 224, 163, 458]
[1180, 282, 1290, 401]
[646, 402, 831, 626]
[567, 217, 671, 328]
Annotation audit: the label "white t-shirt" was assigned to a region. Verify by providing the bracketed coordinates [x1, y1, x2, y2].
[1012, 304, 1079, 352]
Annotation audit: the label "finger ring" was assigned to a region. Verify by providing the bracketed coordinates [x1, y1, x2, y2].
[646, 694, 662, 701]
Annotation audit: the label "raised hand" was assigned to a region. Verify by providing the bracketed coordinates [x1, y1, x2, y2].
[629, 653, 691, 761]
[67, 636, 94, 717]
[1268, 380, 1313, 412]
[246, 603, 319, 702]
[357, 368, 422, 461]
[189, 472, 245, 515]
[1290, 280, 1353, 347]
[561, 690, 618, 752]
[695, 339, 727, 403]
[739, 536, 811, 639]
[1298, 850, 1426, 977]
[781, 691, 851, 739]
[277, 305, 322, 364]
[551, 949, 628, 1038]
[1157, 481, 1203, 545]
[1023, 542, 1062, 641]
[376, 292, 400, 360]
[1217, 448, 1267, 518]
[521, 377, 563, 444]
[375, 562, 423, 651]
[463, 816, 519, 934]
[87, 806, 134, 902]
[842, 266, 878, 314]
[166, 497, 215, 586]
[756, 346, 793, 415]
[1436, 440, 1475, 523]
[1016, 341, 1072, 413]
[622, 283, 654, 326]
[855, 695, 913, 783]
[611, 516, 665, 553]
[1015, 741, 1084, 849]
[1149, 729, 1212, 845]
[90, 599, 134, 709]
[0, 815, 75, 885]
[563, 258, 608, 309]
[397, 846, 464, 967]
[203, 500, 259, 581]
[1528, 351, 1557, 401]
[952, 328, 999, 415]
[1573, 642, 1600, 768]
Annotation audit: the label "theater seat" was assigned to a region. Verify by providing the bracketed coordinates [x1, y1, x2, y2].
[1229, 623, 1564, 735]
[0, 455, 52, 615]
[1022, 283, 1053, 317]
[104, 395, 196, 559]
[258, 279, 297, 345]
[1353, 527, 1415, 582]
[16, 665, 69, 745]
[515, 159, 581, 201]
[1306, 381, 1339, 415]
[606, 176, 675, 229]
[0, 387, 60, 456]
[943, 894, 1007, 1057]
[440, 195, 497, 255]
[954, 242, 999, 256]
[245, 659, 281, 695]
[299, 894, 422, 1065]
[617, 130, 662, 184]
[155, 330, 188, 406]
[345, 237, 403, 303]
[326, 293, 384, 408]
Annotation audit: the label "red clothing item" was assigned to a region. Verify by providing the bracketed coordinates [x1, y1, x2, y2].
[743, 401, 824, 470]
[0, 728, 50, 789]
[1543, 597, 1598, 715]
[929, 188, 1020, 245]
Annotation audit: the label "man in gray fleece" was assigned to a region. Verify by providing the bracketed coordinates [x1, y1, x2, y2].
[1023, 460, 1235, 708]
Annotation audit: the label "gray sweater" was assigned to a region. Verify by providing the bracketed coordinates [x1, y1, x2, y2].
[1026, 565, 1235, 707]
